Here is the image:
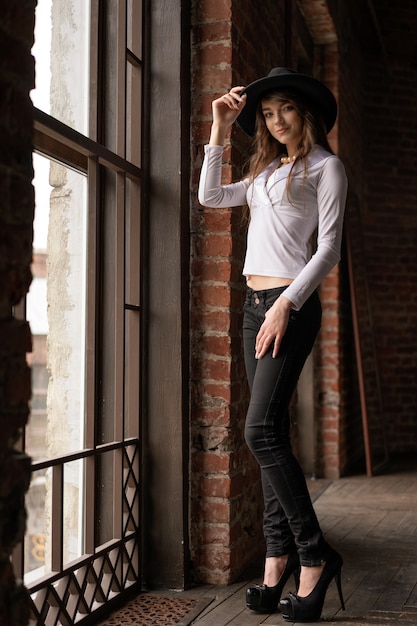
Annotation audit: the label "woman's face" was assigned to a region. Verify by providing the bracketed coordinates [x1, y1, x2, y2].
[261, 97, 303, 151]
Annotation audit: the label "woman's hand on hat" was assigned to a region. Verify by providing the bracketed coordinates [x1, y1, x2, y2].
[212, 86, 247, 128]
[209, 87, 246, 146]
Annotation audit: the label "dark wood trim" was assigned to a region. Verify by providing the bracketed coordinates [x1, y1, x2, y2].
[33, 108, 141, 180]
[140, 0, 152, 589]
[180, 0, 192, 588]
[141, 0, 190, 590]
[127, 49, 142, 67]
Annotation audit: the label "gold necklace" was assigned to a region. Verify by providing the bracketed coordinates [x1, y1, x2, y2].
[280, 155, 297, 165]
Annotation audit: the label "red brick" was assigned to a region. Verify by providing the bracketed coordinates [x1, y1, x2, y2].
[194, 233, 233, 258]
[198, 475, 232, 498]
[202, 356, 232, 381]
[192, 284, 232, 308]
[200, 523, 231, 545]
[199, 42, 232, 66]
[191, 405, 231, 427]
[197, 0, 232, 22]
[200, 381, 233, 404]
[191, 259, 232, 282]
[192, 450, 230, 474]
[199, 334, 231, 356]
[199, 499, 231, 523]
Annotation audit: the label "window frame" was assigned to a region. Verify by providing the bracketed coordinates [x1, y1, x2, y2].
[17, 0, 145, 621]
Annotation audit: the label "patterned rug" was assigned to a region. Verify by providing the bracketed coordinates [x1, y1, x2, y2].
[100, 593, 212, 625]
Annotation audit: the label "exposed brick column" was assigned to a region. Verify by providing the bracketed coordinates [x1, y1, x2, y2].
[189, 0, 288, 585]
[0, 1, 36, 623]
[189, 1, 258, 584]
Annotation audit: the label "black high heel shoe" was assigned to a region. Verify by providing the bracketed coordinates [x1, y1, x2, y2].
[246, 551, 300, 613]
[279, 546, 345, 622]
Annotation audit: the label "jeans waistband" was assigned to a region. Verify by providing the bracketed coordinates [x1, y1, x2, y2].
[245, 285, 289, 306]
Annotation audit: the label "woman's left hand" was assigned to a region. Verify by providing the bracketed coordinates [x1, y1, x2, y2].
[255, 296, 293, 359]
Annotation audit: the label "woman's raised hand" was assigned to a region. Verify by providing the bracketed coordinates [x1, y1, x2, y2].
[209, 86, 247, 145]
[212, 86, 247, 126]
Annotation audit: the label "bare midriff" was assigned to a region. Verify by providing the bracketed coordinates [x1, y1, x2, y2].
[246, 275, 294, 290]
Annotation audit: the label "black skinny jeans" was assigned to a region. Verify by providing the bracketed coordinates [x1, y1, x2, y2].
[243, 286, 326, 566]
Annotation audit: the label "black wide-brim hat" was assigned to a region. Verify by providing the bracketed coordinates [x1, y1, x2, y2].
[236, 67, 337, 137]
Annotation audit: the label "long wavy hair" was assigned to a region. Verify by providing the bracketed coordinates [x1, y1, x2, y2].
[242, 89, 333, 222]
[246, 88, 333, 181]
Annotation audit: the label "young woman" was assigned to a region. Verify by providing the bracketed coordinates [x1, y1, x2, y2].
[198, 67, 348, 622]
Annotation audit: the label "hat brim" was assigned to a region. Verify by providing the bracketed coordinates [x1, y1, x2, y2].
[236, 72, 337, 137]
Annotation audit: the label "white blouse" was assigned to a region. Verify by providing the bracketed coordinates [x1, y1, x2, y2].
[198, 144, 348, 310]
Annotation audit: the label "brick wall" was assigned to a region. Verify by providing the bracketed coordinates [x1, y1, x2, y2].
[362, 2, 417, 453]
[330, 0, 417, 469]
[0, 1, 35, 623]
[332, 0, 367, 475]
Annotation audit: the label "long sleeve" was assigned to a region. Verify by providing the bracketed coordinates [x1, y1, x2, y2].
[282, 156, 348, 310]
[198, 145, 249, 208]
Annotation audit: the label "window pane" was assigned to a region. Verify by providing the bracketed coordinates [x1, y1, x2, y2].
[26, 153, 87, 578]
[31, 0, 91, 136]
[28, 153, 87, 459]
[24, 469, 47, 580]
[63, 459, 85, 565]
[26, 154, 52, 462]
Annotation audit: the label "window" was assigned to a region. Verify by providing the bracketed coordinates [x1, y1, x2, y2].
[25, 154, 87, 581]
[17, 1, 143, 622]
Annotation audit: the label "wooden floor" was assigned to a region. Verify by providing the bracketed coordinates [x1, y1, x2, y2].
[182, 457, 417, 626]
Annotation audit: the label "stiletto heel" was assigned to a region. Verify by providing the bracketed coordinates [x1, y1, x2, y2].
[279, 546, 345, 622]
[335, 569, 345, 610]
[293, 566, 300, 589]
[246, 551, 300, 613]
